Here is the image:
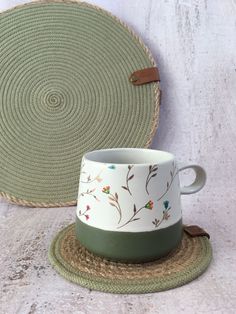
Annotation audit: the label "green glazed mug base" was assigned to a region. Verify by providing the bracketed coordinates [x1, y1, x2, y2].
[76, 218, 183, 263]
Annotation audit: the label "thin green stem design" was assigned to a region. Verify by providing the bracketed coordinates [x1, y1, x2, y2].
[108, 193, 122, 224]
[78, 188, 100, 202]
[80, 169, 103, 184]
[156, 163, 178, 201]
[102, 186, 122, 224]
[117, 200, 153, 229]
[117, 205, 145, 229]
[145, 165, 158, 195]
[122, 165, 134, 195]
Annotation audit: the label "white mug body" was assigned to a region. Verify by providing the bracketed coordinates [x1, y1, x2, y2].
[76, 148, 206, 262]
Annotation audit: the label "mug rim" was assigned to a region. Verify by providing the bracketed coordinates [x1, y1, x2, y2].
[83, 148, 175, 166]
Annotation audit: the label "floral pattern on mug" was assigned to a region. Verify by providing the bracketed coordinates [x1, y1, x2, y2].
[102, 186, 110, 194]
[117, 200, 154, 229]
[121, 165, 134, 195]
[78, 205, 91, 221]
[78, 188, 100, 202]
[78, 149, 206, 233]
[145, 200, 154, 209]
[157, 162, 178, 201]
[80, 168, 103, 184]
[79, 159, 181, 230]
[152, 201, 171, 228]
[102, 186, 122, 223]
[145, 165, 158, 195]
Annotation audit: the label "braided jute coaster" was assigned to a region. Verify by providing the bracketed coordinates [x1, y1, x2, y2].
[0, 0, 161, 208]
[48, 224, 212, 294]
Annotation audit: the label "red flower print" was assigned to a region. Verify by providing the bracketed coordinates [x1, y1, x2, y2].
[102, 186, 110, 194]
[78, 205, 91, 221]
[145, 200, 154, 209]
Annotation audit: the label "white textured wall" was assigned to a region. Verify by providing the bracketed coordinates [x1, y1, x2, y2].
[0, 1, 236, 313]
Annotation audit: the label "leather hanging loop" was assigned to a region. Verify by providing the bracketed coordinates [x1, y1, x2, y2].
[184, 225, 210, 239]
[129, 67, 160, 86]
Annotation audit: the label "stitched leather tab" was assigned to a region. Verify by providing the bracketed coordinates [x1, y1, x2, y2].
[129, 67, 160, 85]
[184, 225, 210, 239]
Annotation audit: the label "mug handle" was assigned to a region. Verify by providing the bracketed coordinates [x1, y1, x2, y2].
[178, 163, 206, 195]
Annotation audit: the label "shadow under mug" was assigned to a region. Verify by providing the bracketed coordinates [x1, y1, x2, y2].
[76, 148, 206, 263]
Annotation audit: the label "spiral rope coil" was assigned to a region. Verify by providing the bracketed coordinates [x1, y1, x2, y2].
[0, 0, 161, 207]
[49, 224, 212, 294]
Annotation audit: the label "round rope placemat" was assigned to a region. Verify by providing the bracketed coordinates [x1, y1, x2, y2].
[48, 224, 212, 294]
[0, 0, 160, 207]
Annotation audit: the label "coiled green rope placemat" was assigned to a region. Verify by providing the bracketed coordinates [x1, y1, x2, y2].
[48, 224, 212, 294]
[0, 0, 160, 207]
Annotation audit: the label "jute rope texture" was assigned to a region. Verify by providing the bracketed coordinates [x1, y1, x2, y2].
[48, 224, 212, 294]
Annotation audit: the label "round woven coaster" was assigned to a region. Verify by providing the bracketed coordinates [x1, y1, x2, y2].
[0, 0, 160, 207]
[48, 224, 212, 294]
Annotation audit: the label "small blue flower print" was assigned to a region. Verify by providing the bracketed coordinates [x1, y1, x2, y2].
[163, 200, 169, 209]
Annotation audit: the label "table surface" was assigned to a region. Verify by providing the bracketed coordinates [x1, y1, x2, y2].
[0, 0, 236, 313]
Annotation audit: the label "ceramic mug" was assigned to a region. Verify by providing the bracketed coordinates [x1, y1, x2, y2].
[76, 148, 206, 262]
